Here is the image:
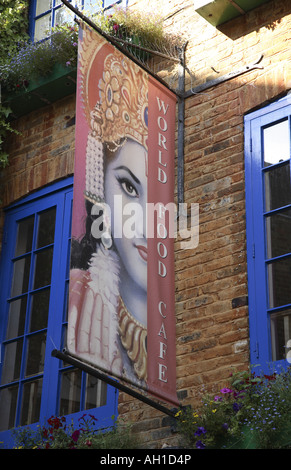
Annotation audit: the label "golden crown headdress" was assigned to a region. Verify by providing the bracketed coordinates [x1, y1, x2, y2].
[96, 53, 148, 149]
[78, 24, 148, 209]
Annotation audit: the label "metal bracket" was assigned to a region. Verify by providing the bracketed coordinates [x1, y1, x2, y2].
[184, 54, 264, 98]
[174, 55, 264, 205]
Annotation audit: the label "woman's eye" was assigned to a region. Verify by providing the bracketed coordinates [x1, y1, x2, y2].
[120, 179, 138, 197]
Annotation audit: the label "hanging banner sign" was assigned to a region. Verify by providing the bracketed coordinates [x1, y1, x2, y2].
[67, 23, 178, 406]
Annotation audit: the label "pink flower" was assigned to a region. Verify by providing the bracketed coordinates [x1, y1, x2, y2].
[214, 395, 222, 402]
[220, 387, 233, 394]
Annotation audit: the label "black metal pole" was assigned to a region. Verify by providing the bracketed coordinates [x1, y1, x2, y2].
[177, 43, 187, 207]
[51, 349, 178, 418]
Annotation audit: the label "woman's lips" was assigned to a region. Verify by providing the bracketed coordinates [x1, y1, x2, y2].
[135, 245, 148, 262]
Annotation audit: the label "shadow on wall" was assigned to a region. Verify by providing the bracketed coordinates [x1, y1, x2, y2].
[217, 0, 286, 40]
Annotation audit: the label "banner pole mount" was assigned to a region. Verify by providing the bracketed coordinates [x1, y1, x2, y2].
[52, 349, 179, 419]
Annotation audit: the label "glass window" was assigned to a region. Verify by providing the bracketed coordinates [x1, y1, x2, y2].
[263, 119, 290, 167]
[267, 257, 291, 309]
[245, 97, 291, 371]
[264, 162, 291, 211]
[265, 208, 291, 259]
[271, 309, 291, 361]
[36, 0, 52, 16]
[0, 178, 116, 446]
[30, 0, 123, 41]
[34, 13, 52, 41]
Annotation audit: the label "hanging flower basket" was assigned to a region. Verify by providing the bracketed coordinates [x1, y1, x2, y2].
[2, 64, 77, 119]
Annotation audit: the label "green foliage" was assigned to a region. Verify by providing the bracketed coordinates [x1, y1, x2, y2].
[0, 0, 29, 66]
[13, 414, 139, 449]
[93, 3, 183, 50]
[0, 104, 20, 168]
[176, 366, 291, 449]
[0, 0, 29, 166]
[0, 25, 78, 94]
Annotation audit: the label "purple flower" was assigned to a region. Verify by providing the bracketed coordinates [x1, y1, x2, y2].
[214, 395, 222, 402]
[66, 61, 71, 67]
[222, 423, 229, 430]
[195, 426, 207, 436]
[196, 440, 205, 449]
[233, 402, 242, 412]
[234, 390, 245, 399]
[220, 387, 233, 394]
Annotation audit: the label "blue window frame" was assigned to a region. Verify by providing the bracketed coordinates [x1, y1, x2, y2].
[29, 0, 124, 41]
[245, 95, 291, 372]
[0, 177, 117, 448]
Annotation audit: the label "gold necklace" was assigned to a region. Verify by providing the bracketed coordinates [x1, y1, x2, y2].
[118, 296, 147, 381]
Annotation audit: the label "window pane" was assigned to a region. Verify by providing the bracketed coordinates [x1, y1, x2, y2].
[59, 369, 82, 415]
[61, 324, 68, 351]
[1, 340, 23, 384]
[271, 310, 291, 361]
[85, 376, 107, 409]
[0, 386, 19, 431]
[25, 333, 47, 377]
[20, 379, 43, 427]
[83, 0, 101, 12]
[11, 256, 31, 297]
[263, 119, 290, 167]
[36, 0, 52, 16]
[34, 14, 51, 41]
[33, 247, 54, 290]
[6, 297, 27, 339]
[54, 5, 74, 26]
[15, 216, 34, 257]
[268, 256, 291, 308]
[63, 281, 69, 323]
[37, 208, 56, 249]
[266, 208, 291, 259]
[264, 162, 291, 211]
[66, 239, 71, 278]
[29, 288, 50, 332]
[104, 0, 115, 7]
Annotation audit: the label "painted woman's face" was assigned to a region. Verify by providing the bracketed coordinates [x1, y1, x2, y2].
[104, 139, 148, 294]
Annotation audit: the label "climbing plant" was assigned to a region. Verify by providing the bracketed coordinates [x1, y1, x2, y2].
[0, 0, 29, 167]
[0, 0, 29, 65]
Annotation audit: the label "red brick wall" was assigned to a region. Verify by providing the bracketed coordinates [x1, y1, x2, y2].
[117, 0, 291, 448]
[0, 0, 290, 449]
